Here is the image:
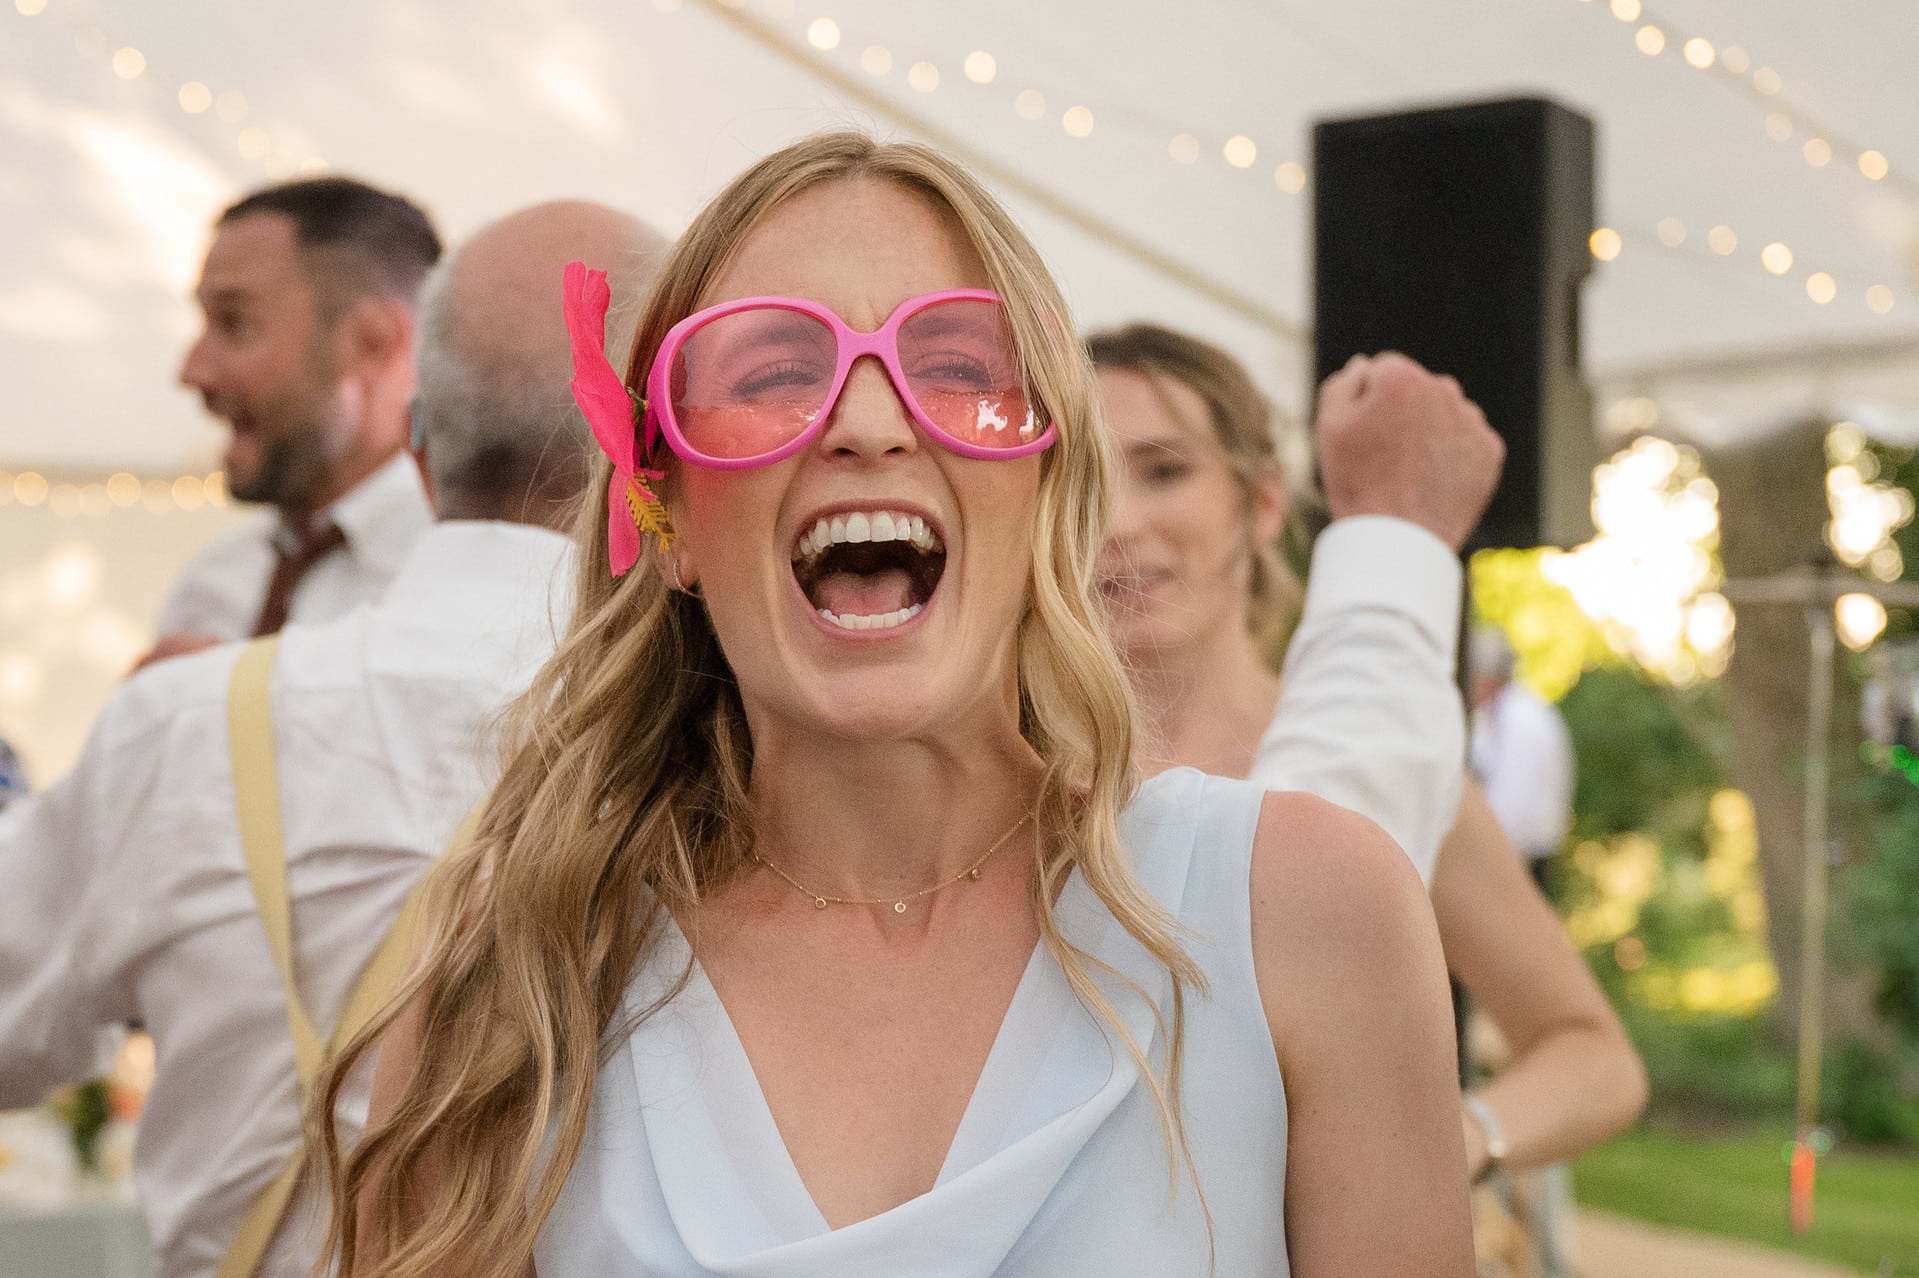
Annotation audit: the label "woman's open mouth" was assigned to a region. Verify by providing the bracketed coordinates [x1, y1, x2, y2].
[791, 509, 947, 632]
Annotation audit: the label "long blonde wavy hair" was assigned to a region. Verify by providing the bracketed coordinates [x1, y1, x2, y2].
[313, 131, 1205, 1278]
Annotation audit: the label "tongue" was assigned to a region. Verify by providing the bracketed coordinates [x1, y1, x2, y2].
[814, 568, 915, 617]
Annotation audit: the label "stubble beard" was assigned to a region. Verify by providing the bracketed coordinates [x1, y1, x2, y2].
[226, 365, 356, 516]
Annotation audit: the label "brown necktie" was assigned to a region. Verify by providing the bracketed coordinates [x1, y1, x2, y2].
[250, 520, 348, 637]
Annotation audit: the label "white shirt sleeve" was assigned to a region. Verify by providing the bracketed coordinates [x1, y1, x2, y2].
[0, 692, 155, 1106]
[1248, 516, 1466, 884]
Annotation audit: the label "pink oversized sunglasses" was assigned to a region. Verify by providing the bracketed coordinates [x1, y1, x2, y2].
[564, 263, 1055, 576]
[644, 289, 1056, 469]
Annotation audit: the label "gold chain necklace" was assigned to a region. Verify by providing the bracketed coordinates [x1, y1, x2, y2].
[753, 812, 1032, 914]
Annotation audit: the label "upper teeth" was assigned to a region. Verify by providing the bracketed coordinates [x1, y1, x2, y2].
[793, 510, 943, 561]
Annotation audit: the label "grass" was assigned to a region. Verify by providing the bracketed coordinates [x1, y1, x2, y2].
[1574, 1125, 1919, 1274]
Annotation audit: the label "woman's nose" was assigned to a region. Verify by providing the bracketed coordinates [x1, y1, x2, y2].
[815, 355, 920, 460]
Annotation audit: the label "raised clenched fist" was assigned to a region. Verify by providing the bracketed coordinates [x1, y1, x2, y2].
[1314, 352, 1506, 553]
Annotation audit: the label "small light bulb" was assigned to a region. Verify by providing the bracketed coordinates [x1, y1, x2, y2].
[1589, 228, 1623, 261]
[963, 50, 996, 84]
[1835, 593, 1887, 651]
[1805, 272, 1836, 305]
[1761, 242, 1793, 275]
[805, 17, 840, 50]
[1682, 37, 1715, 68]
[1858, 150, 1889, 181]
[1222, 135, 1257, 168]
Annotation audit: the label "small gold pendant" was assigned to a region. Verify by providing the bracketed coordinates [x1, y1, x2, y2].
[813, 897, 827, 909]
[968, 868, 981, 880]
[893, 901, 907, 913]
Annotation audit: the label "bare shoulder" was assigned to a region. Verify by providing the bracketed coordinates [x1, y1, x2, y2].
[1248, 792, 1446, 1052]
[1249, 790, 1430, 938]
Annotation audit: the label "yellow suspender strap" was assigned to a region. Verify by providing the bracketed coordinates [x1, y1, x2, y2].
[217, 637, 430, 1278]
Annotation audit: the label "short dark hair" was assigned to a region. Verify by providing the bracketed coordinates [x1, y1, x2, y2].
[220, 176, 442, 316]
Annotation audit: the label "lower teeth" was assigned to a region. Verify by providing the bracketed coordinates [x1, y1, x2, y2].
[819, 603, 923, 631]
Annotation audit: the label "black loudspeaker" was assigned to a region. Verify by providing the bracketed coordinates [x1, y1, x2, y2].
[1313, 97, 1597, 550]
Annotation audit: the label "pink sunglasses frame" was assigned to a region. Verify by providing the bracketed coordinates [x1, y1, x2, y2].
[641, 288, 1057, 469]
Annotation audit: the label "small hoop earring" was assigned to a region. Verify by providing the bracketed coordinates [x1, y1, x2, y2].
[670, 559, 702, 599]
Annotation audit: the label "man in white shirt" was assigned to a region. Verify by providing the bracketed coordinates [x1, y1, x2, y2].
[147, 177, 444, 660]
[0, 199, 666, 1277]
[1469, 625, 1577, 895]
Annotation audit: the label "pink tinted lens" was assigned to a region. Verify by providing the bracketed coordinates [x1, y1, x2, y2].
[670, 306, 838, 460]
[896, 298, 1044, 450]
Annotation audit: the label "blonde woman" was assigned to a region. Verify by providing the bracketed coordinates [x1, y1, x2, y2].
[1090, 323, 1648, 1187]
[314, 134, 1473, 1276]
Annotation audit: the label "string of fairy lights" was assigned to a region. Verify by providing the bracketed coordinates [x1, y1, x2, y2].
[4, 0, 1912, 503]
[1573, 0, 1910, 201]
[1572, 0, 1908, 317]
[0, 469, 230, 518]
[10, 0, 329, 180]
[11, 0, 1911, 327]
[690, 0, 1908, 321]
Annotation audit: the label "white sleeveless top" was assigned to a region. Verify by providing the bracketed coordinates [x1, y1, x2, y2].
[536, 768, 1290, 1276]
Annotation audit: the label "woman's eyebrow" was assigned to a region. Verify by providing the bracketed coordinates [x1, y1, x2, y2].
[1124, 435, 1192, 460]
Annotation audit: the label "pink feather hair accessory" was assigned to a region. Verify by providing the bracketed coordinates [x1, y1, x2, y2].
[563, 259, 671, 576]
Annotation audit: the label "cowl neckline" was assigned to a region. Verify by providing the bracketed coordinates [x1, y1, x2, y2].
[615, 769, 1204, 1277]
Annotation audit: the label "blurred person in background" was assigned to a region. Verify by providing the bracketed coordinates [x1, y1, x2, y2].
[1089, 325, 1645, 1219]
[0, 199, 665, 1277]
[1469, 625, 1576, 901]
[141, 177, 444, 666]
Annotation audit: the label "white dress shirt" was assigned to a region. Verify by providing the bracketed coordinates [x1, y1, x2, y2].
[0, 521, 571, 1278]
[1252, 515, 1467, 884]
[1470, 680, 1575, 860]
[155, 451, 434, 639]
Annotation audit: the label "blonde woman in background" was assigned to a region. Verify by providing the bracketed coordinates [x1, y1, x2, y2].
[315, 134, 1474, 1277]
[1089, 322, 1648, 1190]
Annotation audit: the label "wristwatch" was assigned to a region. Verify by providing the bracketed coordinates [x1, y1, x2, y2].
[1463, 1094, 1509, 1184]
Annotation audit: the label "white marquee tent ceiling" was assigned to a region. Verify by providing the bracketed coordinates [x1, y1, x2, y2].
[2, 0, 1916, 476]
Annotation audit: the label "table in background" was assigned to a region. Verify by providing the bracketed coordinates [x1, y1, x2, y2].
[0, 1201, 155, 1278]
